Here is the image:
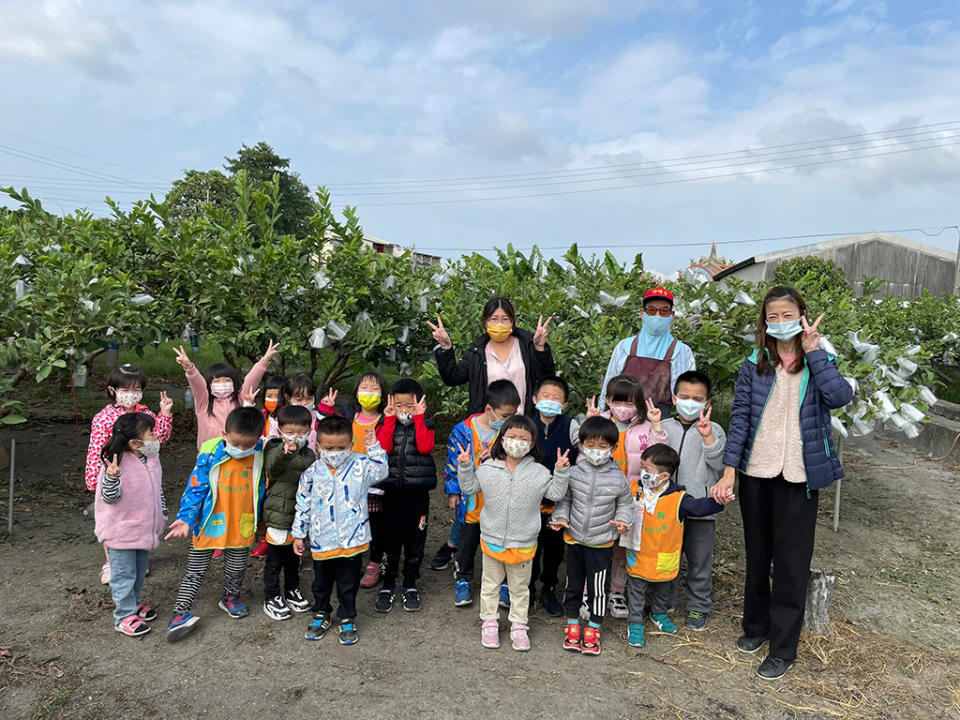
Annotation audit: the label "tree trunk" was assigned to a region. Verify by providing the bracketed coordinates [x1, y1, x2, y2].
[10, 367, 29, 387]
[321, 352, 350, 391]
[309, 350, 318, 379]
[803, 569, 837, 636]
[82, 347, 106, 368]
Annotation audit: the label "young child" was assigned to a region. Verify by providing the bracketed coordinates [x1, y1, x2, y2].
[587, 374, 667, 618]
[292, 416, 388, 645]
[260, 374, 286, 438]
[174, 341, 278, 450]
[457, 415, 570, 651]
[550, 416, 635, 656]
[621, 443, 724, 648]
[94, 413, 165, 637]
[529, 376, 580, 617]
[446, 379, 520, 608]
[261, 404, 315, 620]
[663, 370, 727, 630]
[374, 379, 437, 614]
[85, 363, 173, 584]
[267, 373, 330, 453]
[164, 407, 267, 642]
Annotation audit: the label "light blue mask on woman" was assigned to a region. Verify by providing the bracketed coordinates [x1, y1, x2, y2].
[766, 319, 802, 341]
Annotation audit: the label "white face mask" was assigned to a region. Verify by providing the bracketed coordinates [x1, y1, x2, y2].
[582, 447, 612, 466]
[397, 412, 414, 426]
[115, 390, 142, 408]
[639, 470, 667, 514]
[320, 449, 351, 468]
[281, 432, 309, 448]
[139, 439, 160, 457]
[210, 381, 235, 398]
[502, 437, 531, 459]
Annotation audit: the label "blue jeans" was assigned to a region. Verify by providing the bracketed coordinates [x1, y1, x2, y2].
[107, 548, 149, 624]
[447, 516, 462, 548]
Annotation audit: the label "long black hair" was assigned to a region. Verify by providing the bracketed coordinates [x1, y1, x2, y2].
[101, 412, 155, 465]
[489, 414, 543, 462]
[203, 363, 242, 416]
[282, 373, 317, 410]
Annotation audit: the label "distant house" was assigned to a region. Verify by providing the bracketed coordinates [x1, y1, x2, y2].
[713, 232, 959, 297]
[321, 231, 442, 268]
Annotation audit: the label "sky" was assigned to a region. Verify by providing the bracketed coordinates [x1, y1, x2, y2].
[2, 0, 960, 273]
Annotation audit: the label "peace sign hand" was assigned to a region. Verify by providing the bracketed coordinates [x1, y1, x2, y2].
[801, 313, 825, 353]
[696, 406, 714, 439]
[384, 395, 397, 418]
[645, 397, 662, 426]
[555, 448, 571, 470]
[586, 396, 600, 419]
[241, 387, 260, 407]
[414, 393, 427, 416]
[159, 391, 173, 417]
[456, 443, 472, 465]
[533, 315, 552, 351]
[173, 345, 194, 372]
[262, 339, 280, 363]
[104, 454, 121, 478]
[322, 388, 338, 408]
[426, 316, 453, 350]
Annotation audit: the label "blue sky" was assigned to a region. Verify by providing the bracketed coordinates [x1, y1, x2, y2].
[2, 0, 959, 273]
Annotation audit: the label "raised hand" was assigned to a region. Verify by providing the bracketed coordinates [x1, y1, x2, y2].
[696, 406, 714, 438]
[533, 315, 552, 351]
[241, 387, 260, 407]
[609, 519, 630, 535]
[173, 345, 194, 372]
[159, 391, 173, 417]
[414, 393, 427, 416]
[164, 519, 191, 540]
[364, 426, 377, 448]
[262, 339, 280, 363]
[283, 437, 298, 454]
[456, 442, 471, 465]
[104, 454, 121, 477]
[555, 448, 571, 470]
[801, 313, 825, 353]
[645, 397, 662, 425]
[383, 395, 396, 417]
[586, 395, 600, 419]
[479, 445, 492, 463]
[548, 518, 570, 532]
[322, 388, 338, 408]
[426, 316, 453, 350]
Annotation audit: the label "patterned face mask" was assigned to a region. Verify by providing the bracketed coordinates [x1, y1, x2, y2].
[502, 437, 532, 459]
[281, 432, 309, 448]
[210, 381, 235, 398]
[139, 439, 160, 457]
[115, 390, 142, 408]
[610, 405, 637, 422]
[397, 412, 414, 426]
[582, 447, 612, 466]
[320, 449, 351, 468]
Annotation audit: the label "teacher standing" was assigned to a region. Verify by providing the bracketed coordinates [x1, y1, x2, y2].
[428, 297, 555, 416]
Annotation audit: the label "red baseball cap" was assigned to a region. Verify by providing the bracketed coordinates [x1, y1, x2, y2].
[643, 287, 674, 306]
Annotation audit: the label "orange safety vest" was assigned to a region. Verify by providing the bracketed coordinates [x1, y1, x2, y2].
[193, 455, 258, 550]
[351, 415, 379, 454]
[463, 420, 493, 524]
[625, 491, 684, 582]
[613, 428, 630, 490]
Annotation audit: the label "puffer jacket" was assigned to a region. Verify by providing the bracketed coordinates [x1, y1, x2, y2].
[378, 415, 438, 492]
[263, 439, 315, 531]
[457, 456, 569, 548]
[723, 348, 853, 490]
[551, 457, 635, 547]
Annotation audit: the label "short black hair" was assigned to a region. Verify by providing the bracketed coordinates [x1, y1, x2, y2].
[641, 443, 680, 477]
[484, 379, 521, 411]
[283, 373, 317, 404]
[390, 378, 425, 400]
[106, 364, 149, 397]
[578, 416, 619, 447]
[535, 375, 569, 401]
[317, 415, 352, 439]
[224, 407, 265, 438]
[674, 370, 712, 397]
[489, 415, 543, 462]
[265, 374, 286, 392]
[277, 404, 312, 428]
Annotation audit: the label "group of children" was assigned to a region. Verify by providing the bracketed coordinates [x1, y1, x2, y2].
[88, 343, 728, 655]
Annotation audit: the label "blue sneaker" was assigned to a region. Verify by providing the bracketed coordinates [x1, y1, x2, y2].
[304, 612, 331, 641]
[166, 612, 199, 643]
[218, 594, 249, 619]
[651, 613, 677, 634]
[627, 623, 645, 647]
[454, 579, 473, 607]
[498, 582, 510, 609]
[338, 621, 359, 645]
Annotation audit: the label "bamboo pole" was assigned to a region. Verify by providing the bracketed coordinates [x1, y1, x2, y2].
[7, 439, 14, 535]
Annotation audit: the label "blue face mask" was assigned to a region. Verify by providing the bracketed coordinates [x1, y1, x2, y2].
[642, 313, 672, 337]
[675, 398, 705, 421]
[766, 319, 802, 341]
[490, 417, 505, 432]
[535, 400, 563, 418]
[224, 443, 256, 459]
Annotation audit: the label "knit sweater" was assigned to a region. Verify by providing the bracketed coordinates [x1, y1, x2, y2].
[662, 417, 726, 520]
[745, 365, 806, 483]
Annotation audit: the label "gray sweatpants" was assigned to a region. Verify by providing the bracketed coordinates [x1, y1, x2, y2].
[681, 519, 715, 614]
[626, 575, 672, 623]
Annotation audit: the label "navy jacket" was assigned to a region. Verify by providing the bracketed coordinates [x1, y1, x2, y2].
[722, 348, 853, 490]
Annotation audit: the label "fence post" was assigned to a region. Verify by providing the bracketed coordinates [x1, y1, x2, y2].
[832, 436, 844, 533]
[7, 439, 14, 535]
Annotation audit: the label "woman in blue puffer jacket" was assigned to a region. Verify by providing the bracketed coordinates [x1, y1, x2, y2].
[711, 285, 852, 681]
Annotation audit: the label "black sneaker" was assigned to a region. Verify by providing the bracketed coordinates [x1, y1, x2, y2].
[685, 610, 708, 631]
[430, 543, 456, 571]
[375, 588, 396, 613]
[757, 656, 793, 680]
[737, 635, 768, 653]
[284, 588, 311, 613]
[540, 586, 563, 617]
[338, 621, 359, 645]
[304, 612, 331, 641]
[401, 587, 421, 612]
[263, 595, 292, 621]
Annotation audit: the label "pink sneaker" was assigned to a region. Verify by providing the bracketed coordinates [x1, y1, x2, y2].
[251, 538, 269, 558]
[115, 614, 150, 637]
[510, 622, 531, 652]
[360, 561, 381, 589]
[481, 619, 500, 649]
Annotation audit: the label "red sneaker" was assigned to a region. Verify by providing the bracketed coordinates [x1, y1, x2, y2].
[251, 537, 269, 558]
[563, 623, 581, 652]
[359, 561, 381, 589]
[581, 625, 602, 656]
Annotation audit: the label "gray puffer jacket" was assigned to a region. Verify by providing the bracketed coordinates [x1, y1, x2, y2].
[551, 458, 634, 547]
[458, 456, 569, 549]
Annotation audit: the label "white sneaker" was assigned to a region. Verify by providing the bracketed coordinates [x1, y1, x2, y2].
[608, 593, 629, 619]
[263, 595, 292, 621]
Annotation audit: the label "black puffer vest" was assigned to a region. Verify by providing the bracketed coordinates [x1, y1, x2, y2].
[380, 419, 438, 492]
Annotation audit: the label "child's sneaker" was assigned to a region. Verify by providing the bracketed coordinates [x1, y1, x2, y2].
[498, 582, 510, 609]
[218, 594, 249, 619]
[539, 586, 563, 617]
[430, 542, 456, 570]
[115, 614, 150, 637]
[685, 610, 708, 631]
[250, 537, 269, 558]
[401, 587, 421, 612]
[136, 603, 157, 622]
[99, 561, 111, 585]
[284, 588, 310, 613]
[454, 579, 473, 607]
[263, 595, 292, 621]
[360, 561, 381, 589]
[304, 612, 331, 641]
[627, 623, 645, 647]
[337, 621, 359, 645]
[166, 612, 199, 643]
[608, 593, 628, 619]
[651, 613, 677, 634]
[510, 623, 531, 652]
[375, 588, 396, 613]
[581, 625, 602, 656]
[562, 623, 582, 652]
[481, 619, 500, 649]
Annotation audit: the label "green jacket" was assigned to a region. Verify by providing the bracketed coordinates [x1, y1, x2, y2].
[263, 439, 315, 531]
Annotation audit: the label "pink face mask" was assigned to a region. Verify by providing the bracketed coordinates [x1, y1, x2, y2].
[610, 405, 637, 422]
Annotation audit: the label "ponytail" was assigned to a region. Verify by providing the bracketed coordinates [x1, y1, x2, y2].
[101, 412, 155, 466]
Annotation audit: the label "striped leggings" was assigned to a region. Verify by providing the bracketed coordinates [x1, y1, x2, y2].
[173, 547, 250, 612]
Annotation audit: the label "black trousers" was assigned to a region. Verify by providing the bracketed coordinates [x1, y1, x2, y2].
[740, 473, 819, 661]
[311, 554, 363, 621]
[263, 543, 300, 599]
[381, 490, 430, 590]
[455, 521, 481, 584]
[529, 511, 565, 591]
[562, 543, 613, 625]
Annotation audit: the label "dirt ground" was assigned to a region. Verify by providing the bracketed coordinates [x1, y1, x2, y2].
[1, 413, 959, 720]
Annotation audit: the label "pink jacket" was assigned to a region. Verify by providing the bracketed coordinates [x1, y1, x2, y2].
[186, 357, 270, 449]
[84, 404, 172, 491]
[601, 411, 668, 490]
[94, 453, 165, 550]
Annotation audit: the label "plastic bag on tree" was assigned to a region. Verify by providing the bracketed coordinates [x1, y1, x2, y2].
[327, 321, 350, 341]
[831, 415, 848, 438]
[900, 403, 925, 423]
[387, 348, 397, 361]
[573, 304, 590, 319]
[896, 356, 918, 376]
[381, 275, 395, 292]
[398, 326, 410, 344]
[130, 294, 155, 305]
[850, 400, 869, 419]
[313, 270, 330, 289]
[852, 417, 873, 436]
[843, 376, 859, 396]
[880, 365, 908, 387]
[902, 421, 921, 439]
[887, 412, 906, 429]
[419, 296, 429, 312]
[707, 300, 720, 313]
[355, 311, 371, 326]
[564, 285, 578, 300]
[232, 264, 243, 277]
[592, 303, 603, 315]
[941, 331, 958, 343]
[904, 344, 921, 356]
[846, 331, 879, 363]
[14, 280, 28, 299]
[308, 328, 327, 349]
[80, 298, 95, 312]
[819, 336, 839, 356]
[733, 290, 756, 306]
[918, 386, 938, 406]
[13, 255, 32, 266]
[683, 268, 708, 284]
[871, 390, 896, 416]
[42, 244, 61, 252]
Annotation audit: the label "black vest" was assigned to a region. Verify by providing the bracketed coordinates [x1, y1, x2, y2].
[531, 413, 579, 472]
[382, 420, 438, 492]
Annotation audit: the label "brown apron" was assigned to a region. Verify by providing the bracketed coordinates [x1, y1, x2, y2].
[622, 336, 677, 407]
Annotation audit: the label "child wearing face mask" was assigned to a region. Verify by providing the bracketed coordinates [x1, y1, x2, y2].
[95, 413, 166, 637]
[261, 405, 316, 621]
[164, 408, 268, 642]
[260, 375, 287, 438]
[662, 371, 726, 631]
[621, 444, 724, 649]
[457, 414, 570, 651]
[174, 341, 278, 451]
[85, 364, 173, 584]
[549, 416, 635, 656]
[268, 373, 326, 454]
[586, 374, 666, 618]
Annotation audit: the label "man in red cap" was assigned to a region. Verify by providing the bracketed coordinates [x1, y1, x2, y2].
[599, 287, 696, 413]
